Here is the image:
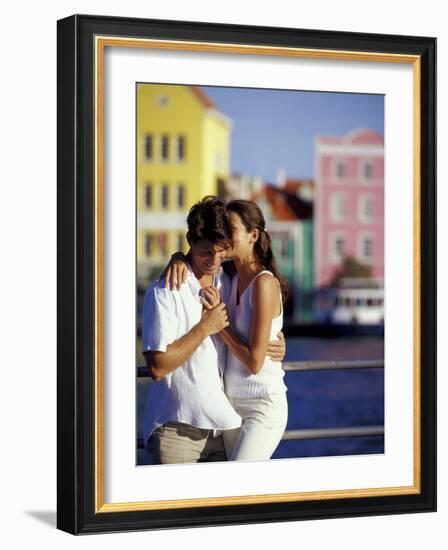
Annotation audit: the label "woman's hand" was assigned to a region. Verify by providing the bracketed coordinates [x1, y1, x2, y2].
[200, 286, 221, 310]
[160, 252, 188, 290]
[266, 331, 286, 362]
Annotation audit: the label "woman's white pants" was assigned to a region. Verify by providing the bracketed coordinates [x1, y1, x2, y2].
[223, 392, 288, 461]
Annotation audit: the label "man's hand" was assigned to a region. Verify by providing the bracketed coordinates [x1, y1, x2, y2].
[266, 331, 286, 362]
[199, 302, 229, 336]
[200, 286, 221, 310]
[161, 252, 188, 290]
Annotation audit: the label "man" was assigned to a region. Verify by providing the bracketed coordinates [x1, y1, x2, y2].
[142, 196, 285, 464]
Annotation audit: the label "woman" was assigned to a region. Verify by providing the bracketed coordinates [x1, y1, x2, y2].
[201, 200, 288, 461]
[164, 199, 288, 461]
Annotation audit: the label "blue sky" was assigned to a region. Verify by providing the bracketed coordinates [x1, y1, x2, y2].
[203, 86, 384, 182]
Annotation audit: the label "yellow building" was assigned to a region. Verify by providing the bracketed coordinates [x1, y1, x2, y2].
[137, 84, 232, 280]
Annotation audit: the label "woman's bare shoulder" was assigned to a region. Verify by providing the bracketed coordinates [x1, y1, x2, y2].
[253, 272, 278, 294]
[252, 272, 281, 314]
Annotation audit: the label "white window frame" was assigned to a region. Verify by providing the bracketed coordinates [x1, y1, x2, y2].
[143, 134, 153, 163]
[144, 233, 154, 258]
[159, 134, 170, 163]
[176, 183, 185, 209]
[330, 231, 346, 264]
[357, 231, 374, 264]
[158, 232, 169, 258]
[144, 182, 153, 209]
[175, 135, 186, 163]
[159, 183, 169, 210]
[359, 158, 375, 182]
[334, 158, 346, 180]
[330, 192, 346, 222]
[358, 193, 375, 223]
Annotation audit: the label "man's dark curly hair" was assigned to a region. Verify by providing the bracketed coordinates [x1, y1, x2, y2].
[186, 196, 232, 245]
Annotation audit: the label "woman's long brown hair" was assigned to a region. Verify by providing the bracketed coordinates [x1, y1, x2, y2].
[226, 200, 288, 302]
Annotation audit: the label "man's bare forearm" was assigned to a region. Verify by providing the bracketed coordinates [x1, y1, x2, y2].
[145, 302, 229, 380]
[145, 322, 207, 380]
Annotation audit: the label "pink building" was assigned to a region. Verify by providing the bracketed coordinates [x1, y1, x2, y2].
[314, 129, 384, 288]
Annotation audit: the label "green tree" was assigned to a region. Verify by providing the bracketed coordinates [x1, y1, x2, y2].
[330, 255, 372, 285]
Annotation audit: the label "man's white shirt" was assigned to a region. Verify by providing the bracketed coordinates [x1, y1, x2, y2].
[141, 264, 241, 446]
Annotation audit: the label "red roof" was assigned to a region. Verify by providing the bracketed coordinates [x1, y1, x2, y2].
[346, 129, 383, 145]
[317, 137, 342, 145]
[252, 185, 313, 222]
[189, 86, 218, 110]
[283, 179, 314, 194]
[317, 129, 384, 146]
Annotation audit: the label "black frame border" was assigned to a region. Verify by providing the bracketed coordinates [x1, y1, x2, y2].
[57, 14, 436, 535]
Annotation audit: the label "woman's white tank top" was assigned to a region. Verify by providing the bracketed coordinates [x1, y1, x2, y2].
[224, 270, 287, 398]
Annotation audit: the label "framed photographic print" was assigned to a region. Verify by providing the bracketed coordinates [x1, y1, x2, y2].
[57, 14, 436, 534]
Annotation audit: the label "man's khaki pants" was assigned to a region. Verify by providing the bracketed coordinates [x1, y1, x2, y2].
[148, 421, 227, 464]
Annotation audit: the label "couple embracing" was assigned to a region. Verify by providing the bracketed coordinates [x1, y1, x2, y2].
[142, 196, 288, 464]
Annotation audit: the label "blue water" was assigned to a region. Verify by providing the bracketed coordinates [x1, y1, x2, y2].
[273, 336, 384, 459]
[137, 336, 384, 464]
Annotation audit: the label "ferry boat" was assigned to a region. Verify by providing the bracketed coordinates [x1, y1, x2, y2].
[314, 278, 384, 328]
